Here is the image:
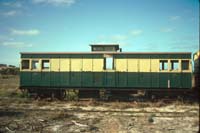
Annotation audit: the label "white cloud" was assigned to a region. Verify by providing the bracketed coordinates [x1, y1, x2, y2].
[32, 0, 76, 6]
[161, 28, 174, 33]
[11, 29, 40, 36]
[3, 2, 22, 8]
[130, 30, 143, 36]
[2, 42, 32, 48]
[169, 16, 181, 21]
[2, 10, 18, 16]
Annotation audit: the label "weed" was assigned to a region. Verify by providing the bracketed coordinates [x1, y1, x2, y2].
[148, 114, 156, 123]
[66, 90, 78, 101]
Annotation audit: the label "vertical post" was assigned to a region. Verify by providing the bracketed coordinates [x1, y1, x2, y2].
[168, 80, 170, 88]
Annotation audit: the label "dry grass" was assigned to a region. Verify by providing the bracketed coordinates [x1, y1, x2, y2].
[50, 110, 73, 120]
[103, 118, 121, 133]
[0, 75, 20, 98]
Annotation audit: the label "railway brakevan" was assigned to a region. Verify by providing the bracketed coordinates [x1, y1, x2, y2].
[19, 44, 198, 99]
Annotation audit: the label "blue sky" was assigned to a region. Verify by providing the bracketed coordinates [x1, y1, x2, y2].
[0, 0, 199, 66]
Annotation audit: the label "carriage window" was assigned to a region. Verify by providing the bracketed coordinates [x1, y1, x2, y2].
[93, 47, 103, 51]
[159, 60, 168, 70]
[22, 60, 30, 69]
[104, 57, 114, 70]
[42, 60, 50, 69]
[171, 60, 179, 70]
[182, 60, 189, 70]
[105, 47, 115, 51]
[32, 60, 39, 70]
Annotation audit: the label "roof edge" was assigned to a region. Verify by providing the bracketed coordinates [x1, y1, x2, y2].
[20, 52, 192, 54]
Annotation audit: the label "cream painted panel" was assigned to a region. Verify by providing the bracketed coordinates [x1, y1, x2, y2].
[60, 59, 70, 71]
[93, 59, 103, 71]
[115, 59, 127, 71]
[71, 59, 82, 71]
[51, 59, 59, 71]
[82, 59, 93, 71]
[189, 59, 192, 72]
[128, 59, 138, 72]
[151, 59, 159, 72]
[194, 51, 200, 60]
[178, 59, 181, 72]
[139, 59, 150, 72]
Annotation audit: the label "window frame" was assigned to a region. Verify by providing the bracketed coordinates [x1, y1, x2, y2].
[93, 47, 103, 51]
[41, 59, 50, 70]
[104, 56, 114, 70]
[31, 59, 40, 70]
[181, 60, 190, 71]
[159, 60, 168, 71]
[104, 47, 115, 51]
[170, 60, 179, 71]
[21, 59, 30, 70]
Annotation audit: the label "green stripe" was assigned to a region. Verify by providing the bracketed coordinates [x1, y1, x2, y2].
[114, 54, 191, 59]
[20, 72, 192, 89]
[21, 53, 191, 59]
[21, 54, 103, 58]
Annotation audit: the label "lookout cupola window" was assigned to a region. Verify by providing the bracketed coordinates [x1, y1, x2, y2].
[90, 44, 120, 52]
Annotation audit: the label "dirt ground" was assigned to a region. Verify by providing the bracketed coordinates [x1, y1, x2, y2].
[0, 75, 199, 133]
